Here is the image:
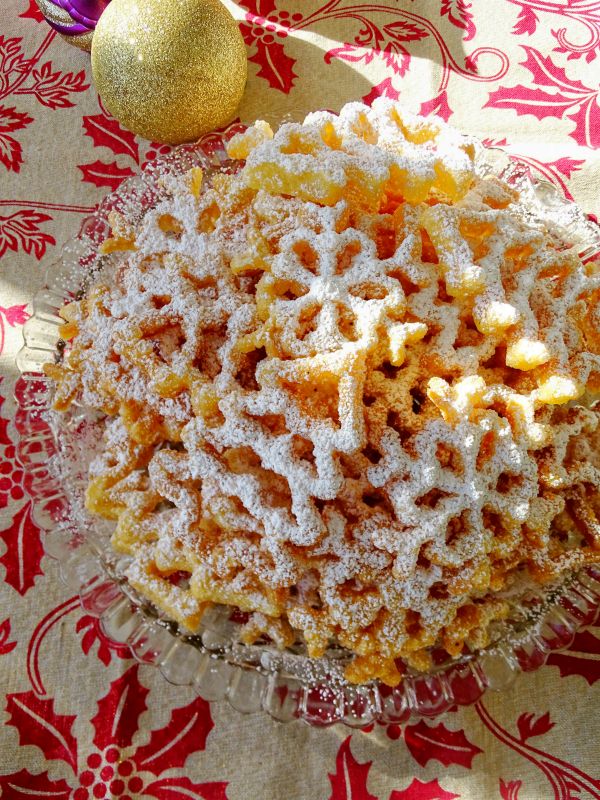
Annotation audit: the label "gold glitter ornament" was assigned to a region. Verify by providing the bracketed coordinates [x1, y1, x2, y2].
[91, 0, 248, 144]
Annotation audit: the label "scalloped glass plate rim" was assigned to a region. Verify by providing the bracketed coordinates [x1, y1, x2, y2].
[14, 121, 600, 727]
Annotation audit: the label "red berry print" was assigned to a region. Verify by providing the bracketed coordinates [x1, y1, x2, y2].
[80, 771, 94, 787]
[105, 747, 120, 763]
[87, 753, 102, 769]
[128, 776, 143, 793]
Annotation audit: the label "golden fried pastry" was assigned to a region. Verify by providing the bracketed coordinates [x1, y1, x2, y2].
[47, 99, 600, 685]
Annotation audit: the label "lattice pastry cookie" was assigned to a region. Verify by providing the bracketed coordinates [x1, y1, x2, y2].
[47, 99, 600, 685]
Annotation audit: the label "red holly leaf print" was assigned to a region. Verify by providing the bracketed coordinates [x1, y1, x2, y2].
[0, 502, 44, 595]
[390, 778, 460, 800]
[0, 769, 72, 800]
[249, 40, 298, 93]
[325, 17, 423, 79]
[238, 0, 277, 16]
[327, 42, 411, 78]
[144, 778, 230, 800]
[546, 629, 600, 685]
[0, 106, 33, 173]
[504, 151, 576, 200]
[404, 720, 483, 768]
[513, 5, 538, 36]
[0, 106, 32, 133]
[517, 711, 555, 742]
[566, 97, 600, 149]
[1, 304, 29, 326]
[381, 43, 411, 77]
[518, 46, 591, 91]
[238, 20, 257, 47]
[546, 156, 585, 180]
[485, 47, 600, 148]
[78, 160, 136, 191]
[440, 0, 476, 41]
[325, 42, 377, 68]
[132, 696, 214, 776]
[486, 85, 575, 121]
[0, 618, 17, 655]
[91, 664, 149, 750]
[76, 613, 130, 665]
[420, 91, 453, 121]
[0, 133, 24, 173]
[83, 113, 140, 161]
[0, 210, 55, 260]
[5, 691, 78, 772]
[328, 736, 377, 800]
[384, 20, 429, 43]
[362, 78, 400, 105]
[17, 62, 89, 109]
[19, 1, 45, 22]
[0, 37, 31, 86]
[499, 779, 522, 800]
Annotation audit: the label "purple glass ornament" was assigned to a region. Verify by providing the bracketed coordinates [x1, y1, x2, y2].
[43, 0, 111, 36]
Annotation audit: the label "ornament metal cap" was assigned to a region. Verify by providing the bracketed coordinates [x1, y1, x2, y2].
[36, 0, 111, 50]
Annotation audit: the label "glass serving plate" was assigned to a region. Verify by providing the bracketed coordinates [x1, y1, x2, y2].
[15, 122, 600, 727]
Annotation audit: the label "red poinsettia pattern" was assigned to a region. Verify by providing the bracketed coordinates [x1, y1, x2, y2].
[2, 0, 600, 796]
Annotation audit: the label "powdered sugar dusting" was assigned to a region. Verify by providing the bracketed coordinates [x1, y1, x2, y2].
[46, 101, 600, 686]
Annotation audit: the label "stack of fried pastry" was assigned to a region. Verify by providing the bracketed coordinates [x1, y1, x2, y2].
[47, 100, 600, 685]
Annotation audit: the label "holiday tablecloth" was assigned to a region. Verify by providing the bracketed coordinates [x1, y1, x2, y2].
[1, 1, 600, 798]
